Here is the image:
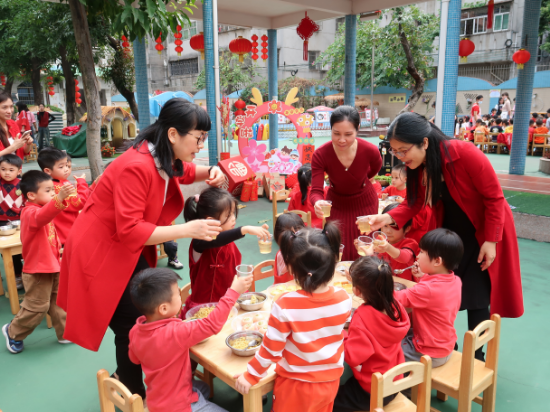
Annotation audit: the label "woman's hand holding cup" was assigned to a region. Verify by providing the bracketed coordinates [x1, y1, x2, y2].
[184, 219, 222, 241]
[367, 214, 393, 232]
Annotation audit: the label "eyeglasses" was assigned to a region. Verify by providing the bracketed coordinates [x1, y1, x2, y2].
[187, 132, 208, 146]
[389, 145, 414, 158]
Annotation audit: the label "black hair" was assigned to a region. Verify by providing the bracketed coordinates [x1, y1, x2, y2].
[15, 102, 29, 113]
[536, 118, 543, 126]
[39, 103, 45, 107]
[502, 119, 509, 126]
[20, 170, 52, 199]
[476, 95, 483, 101]
[502, 92, 509, 98]
[496, 118, 502, 125]
[463, 115, 470, 122]
[491, 108, 496, 112]
[349, 256, 404, 322]
[387, 112, 453, 207]
[476, 119, 483, 124]
[509, 119, 513, 125]
[37, 147, 68, 171]
[297, 163, 312, 205]
[532, 112, 539, 118]
[419, 228, 464, 271]
[279, 222, 341, 294]
[184, 186, 237, 224]
[0, 154, 23, 169]
[330, 105, 360, 131]
[382, 202, 412, 230]
[133, 98, 211, 178]
[529, 119, 535, 126]
[0, 92, 13, 149]
[392, 163, 406, 174]
[274, 212, 305, 246]
[129, 268, 182, 315]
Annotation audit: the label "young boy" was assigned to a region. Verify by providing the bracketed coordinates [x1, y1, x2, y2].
[2, 170, 74, 353]
[528, 119, 536, 142]
[37, 147, 88, 245]
[489, 118, 503, 135]
[395, 228, 464, 367]
[380, 164, 406, 202]
[504, 119, 514, 134]
[534, 118, 549, 144]
[128, 268, 253, 412]
[0, 154, 25, 289]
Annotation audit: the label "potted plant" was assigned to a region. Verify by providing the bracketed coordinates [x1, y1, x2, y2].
[101, 143, 115, 158]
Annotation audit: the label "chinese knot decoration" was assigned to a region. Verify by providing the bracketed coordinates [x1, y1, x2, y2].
[75, 79, 81, 107]
[251, 34, 259, 61]
[155, 33, 164, 55]
[1, 73, 6, 87]
[234, 99, 246, 117]
[458, 38, 475, 63]
[296, 12, 319, 61]
[47, 76, 55, 96]
[513, 48, 531, 70]
[190, 32, 205, 59]
[121, 35, 131, 55]
[174, 25, 183, 56]
[260, 34, 268, 61]
[229, 36, 253, 63]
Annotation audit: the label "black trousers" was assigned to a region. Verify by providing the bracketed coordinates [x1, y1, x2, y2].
[333, 375, 396, 412]
[163, 240, 178, 261]
[468, 307, 490, 361]
[108, 255, 149, 398]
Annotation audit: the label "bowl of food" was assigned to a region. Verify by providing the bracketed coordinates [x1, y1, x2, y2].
[231, 311, 269, 334]
[394, 282, 407, 292]
[0, 225, 16, 236]
[9, 220, 21, 230]
[226, 331, 263, 357]
[185, 303, 238, 321]
[333, 281, 353, 295]
[266, 281, 302, 301]
[238, 292, 267, 311]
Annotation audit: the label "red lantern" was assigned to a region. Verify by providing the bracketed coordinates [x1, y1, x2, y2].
[251, 34, 259, 61]
[229, 36, 252, 63]
[296, 12, 320, 61]
[0, 73, 5, 87]
[487, 0, 494, 29]
[121, 35, 130, 49]
[174, 25, 183, 56]
[261, 34, 268, 61]
[513, 48, 531, 69]
[48, 91, 55, 96]
[155, 33, 164, 55]
[459, 38, 475, 63]
[234, 99, 246, 116]
[190, 32, 205, 59]
[75, 79, 80, 107]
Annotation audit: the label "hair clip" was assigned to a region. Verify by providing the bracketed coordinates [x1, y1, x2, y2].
[307, 272, 313, 277]
[194, 194, 200, 202]
[378, 263, 387, 271]
[292, 230, 302, 238]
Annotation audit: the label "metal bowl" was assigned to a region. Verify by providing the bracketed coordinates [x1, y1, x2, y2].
[9, 220, 21, 230]
[226, 331, 263, 357]
[394, 282, 407, 291]
[0, 225, 16, 236]
[237, 292, 267, 311]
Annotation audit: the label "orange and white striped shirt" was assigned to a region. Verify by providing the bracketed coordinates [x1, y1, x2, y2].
[244, 287, 352, 385]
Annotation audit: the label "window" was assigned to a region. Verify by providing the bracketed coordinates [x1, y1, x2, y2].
[170, 58, 199, 76]
[308, 51, 321, 70]
[460, 7, 488, 36]
[181, 21, 197, 40]
[17, 82, 34, 105]
[493, 4, 511, 32]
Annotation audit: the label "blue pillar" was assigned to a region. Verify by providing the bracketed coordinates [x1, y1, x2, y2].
[509, 0, 542, 175]
[440, 0, 461, 136]
[133, 38, 151, 128]
[344, 15, 356, 106]
[203, 0, 218, 166]
[268, 29, 278, 150]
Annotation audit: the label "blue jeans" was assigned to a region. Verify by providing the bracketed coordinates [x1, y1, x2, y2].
[37, 127, 51, 151]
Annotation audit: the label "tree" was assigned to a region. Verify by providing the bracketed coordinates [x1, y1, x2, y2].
[317, 7, 439, 112]
[196, 52, 259, 96]
[540, 0, 550, 53]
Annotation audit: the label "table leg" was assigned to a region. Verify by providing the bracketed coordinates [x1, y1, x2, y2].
[243, 387, 263, 412]
[0, 271, 4, 295]
[2, 248, 20, 315]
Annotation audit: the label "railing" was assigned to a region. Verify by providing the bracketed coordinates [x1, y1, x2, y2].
[428, 63, 550, 85]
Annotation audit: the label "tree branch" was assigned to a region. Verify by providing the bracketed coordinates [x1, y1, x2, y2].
[397, 18, 425, 114]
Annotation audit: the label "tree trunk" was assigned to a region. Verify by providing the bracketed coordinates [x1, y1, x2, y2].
[68, 0, 103, 179]
[30, 58, 45, 106]
[397, 20, 425, 115]
[2, 77, 14, 95]
[59, 45, 76, 125]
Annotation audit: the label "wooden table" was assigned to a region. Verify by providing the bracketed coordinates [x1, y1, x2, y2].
[189, 271, 416, 412]
[0, 231, 22, 315]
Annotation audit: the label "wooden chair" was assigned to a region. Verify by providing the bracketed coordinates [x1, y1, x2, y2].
[156, 244, 168, 260]
[473, 132, 488, 153]
[431, 314, 501, 412]
[97, 369, 145, 412]
[486, 133, 502, 154]
[370, 355, 432, 412]
[180, 282, 191, 303]
[272, 189, 290, 227]
[531, 134, 550, 156]
[250, 260, 275, 292]
[25, 144, 38, 163]
[284, 209, 312, 227]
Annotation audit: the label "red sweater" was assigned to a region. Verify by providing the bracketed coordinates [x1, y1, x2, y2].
[129, 289, 239, 412]
[344, 302, 410, 393]
[395, 273, 462, 358]
[380, 185, 407, 199]
[53, 178, 89, 245]
[371, 180, 382, 195]
[0, 177, 23, 221]
[288, 186, 322, 228]
[4, 120, 26, 160]
[21, 200, 65, 274]
[377, 237, 419, 281]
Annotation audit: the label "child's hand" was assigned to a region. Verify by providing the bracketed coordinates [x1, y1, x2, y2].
[373, 238, 389, 254]
[411, 261, 424, 280]
[230, 274, 254, 295]
[381, 193, 389, 200]
[344, 268, 352, 283]
[57, 182, 75, 202]
[73, 173, 86, 180]
[243, 225, 270, 241]
[234, 373, 252, 395]
[395, 196, 404, 204]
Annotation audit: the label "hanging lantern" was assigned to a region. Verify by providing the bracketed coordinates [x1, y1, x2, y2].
[234, 99, 246, 117]
[229, 36, 253, 63]
[513, 48, 531, 70]
[261, 34, 268, 61]
[296, 12, 320, 61]
[75, 79, 80, 107]
[487, 0, 494, 29]
[155, 33, 164, 55]
[458, 38, 475, 63]
[174, 25, 184, 56]
[0, 73, 5, 87]
[190, 32, 205, 59]
[48, 91, 55, 96]
[121, 35, 130, 50]
[251, 34, 259, 61]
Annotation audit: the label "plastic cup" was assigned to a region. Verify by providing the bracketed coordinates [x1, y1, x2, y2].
[258, 234, 273, 254]
[339, 244, 345, 262]
[320, 201, 332, 218]
[236, 264, 254, 278]
[357, 236, 373, 257]
[357, 216, 371, 234]
[372, 231, 388, 247]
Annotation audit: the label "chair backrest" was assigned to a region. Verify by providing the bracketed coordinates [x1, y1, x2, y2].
[251, 260, 275, 292]
[474, 132, 486, 143]
[180, 282, 191, 303]
[533, 134, 550, 144]
[370, 356, 432, 412]
[273, 189, 291, 226]
[97, 369, 144, 412]
[284, 209, 312, 227]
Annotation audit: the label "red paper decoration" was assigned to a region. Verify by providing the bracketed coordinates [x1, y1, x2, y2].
[1, 73, 6, 87]
[121, 35, 130, 50]
[46, 76, 55, 97]
[261, 34, 268, 61]
[296, 12, 319, 61]
[190, 32, 205, 59]
[234, 99, 246, 116]
[487, 0, 494, 29]
[174, 25, 183, 56]
[75, 79, 81, 107]
[459, 38, 475, 63]
[251, 34, 259, 61]
[513, 48, 531, 69]
[155, 33, 164, 55]
[229, 36, 253, 63]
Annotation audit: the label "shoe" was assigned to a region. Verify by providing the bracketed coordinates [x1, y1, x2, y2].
[168, 258, 184, 269]
[58, 339, 73, 344]
[2, 323, 24, 354]
[15, 277, 23, 290]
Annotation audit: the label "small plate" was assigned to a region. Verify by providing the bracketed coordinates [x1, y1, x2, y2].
[336, 261, 353, 272]
[394, 282, 407, 291]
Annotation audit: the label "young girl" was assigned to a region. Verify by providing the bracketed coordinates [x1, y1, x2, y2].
[181, 186, 269, 317]
[273, 212, 305, 284]
[235, 223, 352, 412]
[332, 256, 410, 412]
[288, 164, 323, 228]
[379, 164, 406, 201]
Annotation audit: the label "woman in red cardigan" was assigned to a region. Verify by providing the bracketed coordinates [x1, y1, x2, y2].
[0, 92, 33, 159]
[57, 99, 225, 398]
[368, 112, 523, 360]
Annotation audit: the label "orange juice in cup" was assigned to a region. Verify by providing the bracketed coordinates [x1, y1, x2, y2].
[372, 231, 387, 247]
[320, 201, 332, 218]
[357, 216, 371, 234]
[258, 234, 273, 254]
[357, 236, 373, 257]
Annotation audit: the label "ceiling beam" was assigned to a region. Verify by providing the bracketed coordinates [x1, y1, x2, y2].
[352, 0, 419, 14]
[274, 0, 351, 15]
[169, 2, 272, 28]
[271, 9, 341, 29]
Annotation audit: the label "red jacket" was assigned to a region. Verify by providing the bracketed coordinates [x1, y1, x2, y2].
[379, 185, 407, 199]
[129, 289, 239, 412]
[4, 120, 26, 160]
[377, 237, 419, 281]
[344, 301, 410, 393]
[395, 273, 462, 358]
[406, 205, 434, 244]
[53, 177, 89, 245]
[288, 186, 323, 228]
[388, 139, 523, 318]
[58, 146, 197, 351]
[21, 200, 64, 274]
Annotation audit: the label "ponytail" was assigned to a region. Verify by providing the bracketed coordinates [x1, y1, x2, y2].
[183, 186, 237, 224]
[297, 164, 312, 205]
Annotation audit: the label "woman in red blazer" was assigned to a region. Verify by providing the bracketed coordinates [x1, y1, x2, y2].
[368, 112, 523, 360]
[57, 99, 225, 397]
[0, 92, 33, 159]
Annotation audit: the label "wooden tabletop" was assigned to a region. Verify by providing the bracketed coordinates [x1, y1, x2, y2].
[0, 230, 21, 249]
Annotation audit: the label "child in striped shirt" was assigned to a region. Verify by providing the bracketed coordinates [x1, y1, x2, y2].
[234, 223, 352, 412]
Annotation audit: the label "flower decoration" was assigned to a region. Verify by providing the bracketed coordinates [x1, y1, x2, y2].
[267, 99, 282, 115]
[242, 139, 267, 164]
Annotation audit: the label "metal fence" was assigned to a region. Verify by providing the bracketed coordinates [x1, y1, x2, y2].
[428, 63, 550, 85]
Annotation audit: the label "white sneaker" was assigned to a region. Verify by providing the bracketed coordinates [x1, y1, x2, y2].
[15, 277, 23, 290]
[58, 339, 72, 344]
[168, 258, 184, 269]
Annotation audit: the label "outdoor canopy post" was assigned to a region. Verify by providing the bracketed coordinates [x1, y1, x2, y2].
[268, 28, 278, 150]
[435, 0, 450, 128]
[212, 0, 222, 157]
[203, 0, 218, 166]
[344, 14, 357, 107]
[133, 37, 151, 129]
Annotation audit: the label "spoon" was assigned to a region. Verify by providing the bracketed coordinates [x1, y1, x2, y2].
[394, 265, 415, 275]
[244, 338, 261, 350]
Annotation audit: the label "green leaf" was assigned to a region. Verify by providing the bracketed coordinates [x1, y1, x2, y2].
[157, 0, 167, 13]
[146, 0, 157, 17]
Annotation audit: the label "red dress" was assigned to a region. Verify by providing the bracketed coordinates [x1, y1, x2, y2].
[311, 139, 382, 261]
[288, 186, 323, 228]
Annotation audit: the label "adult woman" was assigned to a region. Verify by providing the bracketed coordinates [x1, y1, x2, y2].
[501, 92, 511, 120]
[0, 92, 33, 159]
[15, 102, 37, 140]
[57, 99, 225, 397]
[368, 112, 523, 358]
[495, 97, 503, 117]
[311, 106, 382, 261]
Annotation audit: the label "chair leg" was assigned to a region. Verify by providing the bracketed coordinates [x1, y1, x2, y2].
[481, 383, 496, 412]
[203, 369, 215, 399]
[436, 391, 448, 402]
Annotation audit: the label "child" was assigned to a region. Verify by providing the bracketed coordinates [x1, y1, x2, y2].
[380, 164, 406, 201]
[528, 119, 536, 142]
[332, 256, 410, 412]
[504, 118, 513, 134]
[235, 223, 352, 412]
[2, 170, 73, 353]
[395, 228, 463, 367]
[273, 212, 305, 284]
[373, 203, 419, 281]
[481, 114, 489, 126]
[534, 118, 549, 143]
[489, 118, 503, 135]
[181, 186, 269, 316]
[0, 154, 25, 289]
[474, 119, 489, 136]
[288, 163, 323, 228]
[37, 147, 89, 245]
[129, 267, 253, 412]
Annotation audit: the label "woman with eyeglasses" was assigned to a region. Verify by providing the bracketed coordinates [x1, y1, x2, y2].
[310, 105, 382, 261]
[367, 112, 523, 360]
[57, 99, 225, 398]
